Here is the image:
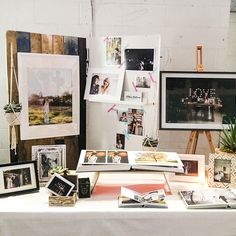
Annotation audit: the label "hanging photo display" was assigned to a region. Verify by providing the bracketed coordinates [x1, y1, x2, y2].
[105, 37, 122, 65]
[127, 108, 144, 136]
[125, 49, 154, 71]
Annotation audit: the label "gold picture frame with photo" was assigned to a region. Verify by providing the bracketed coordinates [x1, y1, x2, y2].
[208, 153, 236, 188]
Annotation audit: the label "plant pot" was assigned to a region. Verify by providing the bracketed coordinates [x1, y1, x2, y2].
[5, 112, 21, 126]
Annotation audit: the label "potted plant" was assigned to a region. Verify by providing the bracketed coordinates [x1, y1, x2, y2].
[49, 166, 69, 176]
[218, 118, 236, 155]
[142, 135, 159, 151]
[3, 102, 22, 126]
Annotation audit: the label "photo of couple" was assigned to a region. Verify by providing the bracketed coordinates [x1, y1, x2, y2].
[89, 73, 118, 97]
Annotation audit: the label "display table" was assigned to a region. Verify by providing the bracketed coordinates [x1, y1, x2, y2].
[1, 172, 236, 236]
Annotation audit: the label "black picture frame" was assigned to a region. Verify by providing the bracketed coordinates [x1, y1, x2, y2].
[160, 71, 236, 130]
[0, 160, 39, 197]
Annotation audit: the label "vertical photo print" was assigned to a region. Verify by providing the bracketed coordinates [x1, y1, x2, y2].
[118, 110, 128, 122]
[127, 108, 144, 136]
[125, 49, 154, 71]
[116, 133, 125, 149]
[18, 53, 80, 140]
[105, 37, 122, 65]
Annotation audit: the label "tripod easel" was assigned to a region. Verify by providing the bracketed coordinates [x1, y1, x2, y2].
[186, 46, 215, 154]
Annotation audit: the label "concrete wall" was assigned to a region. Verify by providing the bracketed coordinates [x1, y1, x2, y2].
[0, 0, 92, 164]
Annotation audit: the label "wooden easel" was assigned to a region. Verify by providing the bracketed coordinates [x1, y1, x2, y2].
[186, 45, 215, 154]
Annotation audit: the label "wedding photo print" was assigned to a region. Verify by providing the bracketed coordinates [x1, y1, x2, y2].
[107, 151, 129, 163]
[160, 71, 236, 130]
[118, 110, 128, 122]
[208, 153, 236, 189]
[0, 161, 39, 197]
[105, 37, 121, 65]
[32, 145, 66, 182]
[128, 108, 144, 136]
[136, 75, 151, 88]
[83, 150, 106, 164]
[116, 133, 125, 149]
[125, 49, 154, 71]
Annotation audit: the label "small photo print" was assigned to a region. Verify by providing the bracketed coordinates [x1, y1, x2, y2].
[46, 173, 75, 196]
[118, 110, 128, 122]
[127, 108, 144, 136]
[105, 37, 121, 65]
[84, 150, 106, 164]
[176, 160, 198, 176]
[136, 75, 151, 88]
[89, 73, 119, 96]
[116, 133, 125, 150]
[107, 151, 129, 163]
[214, 159, 231, 183]
[3, 168, 32, 189]
[125, 49, 154, 71]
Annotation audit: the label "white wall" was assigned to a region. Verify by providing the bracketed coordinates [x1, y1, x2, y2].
[87, 0, 234, 162]
[0, 0, 92, 164]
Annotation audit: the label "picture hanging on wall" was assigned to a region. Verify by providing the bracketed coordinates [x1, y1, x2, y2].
[105, 37, 122, 65]
[125, 49, 154, 71]
[32, 145, 66, 182]
[128, 108, 144, 136]
[18, 53, 80, 140]
[117, 110, 128, 122]
[84, 68, 124, 101]
[160, 71, 236, 130]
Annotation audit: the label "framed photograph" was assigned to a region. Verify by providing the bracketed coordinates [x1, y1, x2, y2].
[45, 173, 75, 196]
[169, 154, 205, 183]
[127, 108, 144, 136]
[84, 68, 124, 101]
[105, 37, 122, 65]
[208, 153, 236, 189]
[32, 145, 66, 182]
[18, 53, 80, 140]
[0, 161, 39, 197]
[125, 48, 154, 71]
[160, 71, 236, 130]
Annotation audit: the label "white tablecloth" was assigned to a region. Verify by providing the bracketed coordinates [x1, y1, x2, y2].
[1, 172, 236, 236]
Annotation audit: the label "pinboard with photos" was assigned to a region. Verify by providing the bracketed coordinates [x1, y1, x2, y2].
[86, 35, 160, 150]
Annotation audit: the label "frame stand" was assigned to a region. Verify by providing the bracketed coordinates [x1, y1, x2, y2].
[186, 130, 215, 154]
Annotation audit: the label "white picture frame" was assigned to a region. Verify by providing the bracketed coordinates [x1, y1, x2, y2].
[32, 145, 66, 182]
[169, 154, 205, 183]
[45, 173, 75, 197]
[18, 53, 80, 140]
[84, 67, 124, 101]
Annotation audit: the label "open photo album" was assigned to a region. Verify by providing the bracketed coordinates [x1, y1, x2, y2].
[76, 150, 184, 173]
[179, 188, 236, 209]
[118, 186, 167, 208]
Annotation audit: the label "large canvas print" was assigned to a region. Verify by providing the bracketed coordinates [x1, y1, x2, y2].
[18, 53, 80, 140]
[160, 71, 236, 130]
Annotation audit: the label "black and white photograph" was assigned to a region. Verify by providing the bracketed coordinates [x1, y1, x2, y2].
[105, 37, 121, 65]
[118, 110, 128, 122]
[125, 49, 154, 71]
[45, 173, 75, 196]
[136, 75, 151, 88]
[214, 159, 231, 183]
[0, 161, 39, 197]
[32, 145, 66, 182]
[127, 108, 144, 136]
[160, 71, 236, 130]
[116, 133, 125, 149]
